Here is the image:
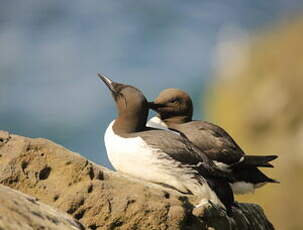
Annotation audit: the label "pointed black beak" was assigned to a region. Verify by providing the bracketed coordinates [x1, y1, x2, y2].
[148, 101, 165, 110]
[97, 73, 117, 94]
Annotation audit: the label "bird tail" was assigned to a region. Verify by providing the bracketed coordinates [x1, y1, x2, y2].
[233, 167, 280, 184]
[232, 155, 278, 168]
[255, 169, 280, 184]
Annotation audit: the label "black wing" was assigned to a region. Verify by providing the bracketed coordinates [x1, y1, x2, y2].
[133, 128, 235, 211]
[169, 121, 244, 165]
[133, 128, 234, 181]
[170, 121, 279, 167]
[232, 155, 277, 168]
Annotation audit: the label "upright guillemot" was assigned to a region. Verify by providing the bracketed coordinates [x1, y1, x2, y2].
[147, 88, 279, 194]
[98, 73, 235, 213]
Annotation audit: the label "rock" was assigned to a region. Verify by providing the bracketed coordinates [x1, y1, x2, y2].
[0, 131, 274, 230]
[0, 184, 85, 230]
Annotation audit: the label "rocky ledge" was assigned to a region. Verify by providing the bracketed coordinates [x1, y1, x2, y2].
[0, 130, 274, 230]
[0, 184, 85, 230]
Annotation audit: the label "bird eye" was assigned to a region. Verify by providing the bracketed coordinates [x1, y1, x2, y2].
[170, 98, 178, 104]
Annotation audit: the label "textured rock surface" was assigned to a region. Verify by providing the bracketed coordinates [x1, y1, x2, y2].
[0, 184, 85, 230]
[0, 130, 274, 229]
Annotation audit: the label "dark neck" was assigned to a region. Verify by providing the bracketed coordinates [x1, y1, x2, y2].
[113, 112, 148, 135]
[160, 114, 192, 126]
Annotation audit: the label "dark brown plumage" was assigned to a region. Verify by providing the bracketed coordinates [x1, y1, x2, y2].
[99, 74, 236, 213]
[148, 88, 279, 194]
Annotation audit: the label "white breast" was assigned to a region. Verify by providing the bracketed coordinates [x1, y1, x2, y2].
[104, 121, 150, 174]
[146, 116, 169, 130]
[231, 181, 267, 194]
[104, 120, 222, 207]
[146, 116, 180, 136]
[231, 182, 255, 194]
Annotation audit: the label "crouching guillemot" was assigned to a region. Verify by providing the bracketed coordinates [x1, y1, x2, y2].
[147, 88, 279, 194]
[98, 73, 236, 214]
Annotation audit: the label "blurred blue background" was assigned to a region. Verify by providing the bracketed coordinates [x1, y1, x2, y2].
[1, 0, 303, 168]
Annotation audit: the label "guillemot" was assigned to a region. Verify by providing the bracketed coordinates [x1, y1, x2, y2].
[147, 88, 279, 194]
[98, 73, 235, 213]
